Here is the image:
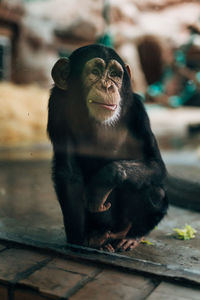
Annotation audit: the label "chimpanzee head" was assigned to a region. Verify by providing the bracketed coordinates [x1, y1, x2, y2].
[51, 44, 131, 125]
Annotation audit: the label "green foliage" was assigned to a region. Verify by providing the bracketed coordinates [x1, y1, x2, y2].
[173, 224, 197, 240]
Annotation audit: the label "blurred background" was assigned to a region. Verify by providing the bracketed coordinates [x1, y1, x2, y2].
[0, 0, 200, 156]
[0, 0, 200, 245]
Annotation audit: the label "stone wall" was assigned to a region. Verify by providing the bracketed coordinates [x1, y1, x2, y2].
[12, 0, 199, 92]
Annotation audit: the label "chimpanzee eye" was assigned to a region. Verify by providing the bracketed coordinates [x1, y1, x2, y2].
[110, 70, 121, 77]
[91, 68, 100, 76]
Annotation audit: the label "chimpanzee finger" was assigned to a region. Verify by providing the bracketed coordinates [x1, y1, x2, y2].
[116, 239, 141, 251]
[97, 202, 111, 212]
[122, 240, 137, 251]
[103, 202, 111, 211]
[116, 239, 127, 250]
[125, 239, 143, 251]
[104, 243, 115, 252]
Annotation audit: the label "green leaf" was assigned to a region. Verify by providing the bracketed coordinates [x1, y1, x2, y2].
[173, 224, 197, 240]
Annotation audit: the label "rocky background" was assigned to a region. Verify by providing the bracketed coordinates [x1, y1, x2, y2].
[0, 0, 200, 146]
[17, 0, 200, 90]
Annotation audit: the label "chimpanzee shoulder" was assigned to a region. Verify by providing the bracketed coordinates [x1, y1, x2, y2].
[125, 92, 151, 138]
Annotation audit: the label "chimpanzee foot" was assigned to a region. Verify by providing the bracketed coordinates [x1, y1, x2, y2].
[100, 237, 143, 253]
[115, 237, 143, 252]
[100, 224, 141, 253]
[88, 232, 117, 252]
[88, 231, 111, 249]
[88, 224, 143, 252]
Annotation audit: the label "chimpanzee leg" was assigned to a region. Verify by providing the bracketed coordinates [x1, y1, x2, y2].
[106, 183, 168, 251]
[89, 183, 167, 251]
[114, 182, 168, 239]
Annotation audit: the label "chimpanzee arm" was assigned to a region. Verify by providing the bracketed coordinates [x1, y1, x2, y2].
[48, 88, 88, 244]
[86, 94, 166, 212]
[52, 148, 86, 244]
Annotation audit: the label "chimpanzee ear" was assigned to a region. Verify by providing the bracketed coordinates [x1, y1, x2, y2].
[51, 58, 70, 90]
[125, 64, 131, 79]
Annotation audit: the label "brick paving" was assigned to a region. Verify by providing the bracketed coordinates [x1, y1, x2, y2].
[0, 241, 200, 300]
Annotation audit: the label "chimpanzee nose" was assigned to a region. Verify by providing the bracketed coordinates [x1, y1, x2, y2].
[98, 79, 114, 92]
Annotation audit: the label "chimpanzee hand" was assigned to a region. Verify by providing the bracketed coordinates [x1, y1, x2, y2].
[86, 162, 127, 213]
[87, 188, 112, 212]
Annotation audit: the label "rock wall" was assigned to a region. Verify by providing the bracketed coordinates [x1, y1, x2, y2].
[12, 0, 199, 92]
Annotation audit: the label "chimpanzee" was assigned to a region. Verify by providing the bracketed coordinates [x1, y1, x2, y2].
[47, 44, 168, 252]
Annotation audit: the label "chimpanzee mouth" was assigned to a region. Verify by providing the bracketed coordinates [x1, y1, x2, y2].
[88, 99, 117, 111]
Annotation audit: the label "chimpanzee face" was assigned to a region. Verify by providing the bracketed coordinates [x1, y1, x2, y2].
[81, 58, 124, 124]
[51, 45, 130, 126]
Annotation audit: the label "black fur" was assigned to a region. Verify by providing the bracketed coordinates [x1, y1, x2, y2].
[47, 44, 168, 247]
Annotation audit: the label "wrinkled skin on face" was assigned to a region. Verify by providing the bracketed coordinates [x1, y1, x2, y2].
[51, 55, 126, 125]
[82, 58, 124, 124]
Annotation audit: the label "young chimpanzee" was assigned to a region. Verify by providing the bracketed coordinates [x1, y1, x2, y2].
[47, 44, 168, 252]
